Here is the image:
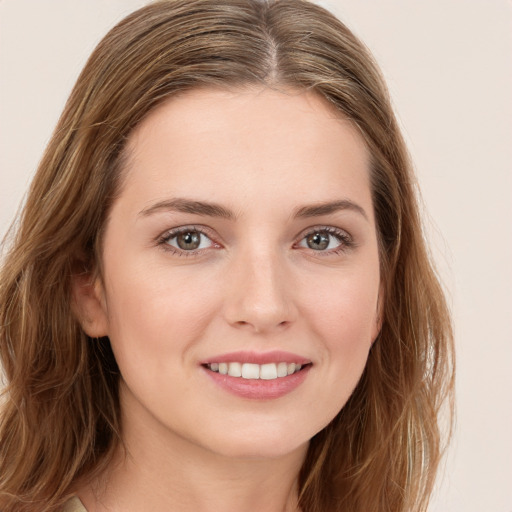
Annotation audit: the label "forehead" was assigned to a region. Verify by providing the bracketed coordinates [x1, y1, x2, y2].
[119, 86, 372, 217]
[126, 86, 367, 159]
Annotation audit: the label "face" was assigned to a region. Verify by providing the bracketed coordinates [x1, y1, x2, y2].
[76, 87, 381, 460]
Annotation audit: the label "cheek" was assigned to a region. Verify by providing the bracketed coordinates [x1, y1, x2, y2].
[103, 263, 220, 368]
[300, 269, 379, 404]
[305, 267, 380, 345]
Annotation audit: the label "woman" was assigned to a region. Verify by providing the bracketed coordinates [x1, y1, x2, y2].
[0, 1, 454, 511]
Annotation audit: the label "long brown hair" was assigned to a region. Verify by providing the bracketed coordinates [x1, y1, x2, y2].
[0, 1, 454, 511]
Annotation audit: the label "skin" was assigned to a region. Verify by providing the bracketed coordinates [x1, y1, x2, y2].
[74, 87, 382, 512]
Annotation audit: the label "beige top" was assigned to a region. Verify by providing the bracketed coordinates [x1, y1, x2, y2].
[62, 496, 87, 512]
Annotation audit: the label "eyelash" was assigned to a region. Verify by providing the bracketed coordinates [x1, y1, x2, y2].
[297, 226, 355, 255]
[156, 225, 355, 257]
[157, 226, 218, 257]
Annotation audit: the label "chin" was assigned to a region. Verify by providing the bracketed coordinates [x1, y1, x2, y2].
[192, 417, 317, 461]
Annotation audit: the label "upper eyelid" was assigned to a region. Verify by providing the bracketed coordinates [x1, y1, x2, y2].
[159, 224, 350, 239]
[157, 224, 353, 252]
[156, 225, 219, 253]
[294, 226, 356, 256]
[160, 224, 217, 240]
[295, 225, 352, 241]
[157, 226, 219, 256]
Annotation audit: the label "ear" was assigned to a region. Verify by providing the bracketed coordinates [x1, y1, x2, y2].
[71, 269, 109, 338]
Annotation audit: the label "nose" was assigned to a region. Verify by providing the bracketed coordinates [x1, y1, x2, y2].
[222, 246, 298, 334]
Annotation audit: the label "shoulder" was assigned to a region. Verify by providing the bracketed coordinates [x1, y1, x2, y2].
[62, 496, 87, 512]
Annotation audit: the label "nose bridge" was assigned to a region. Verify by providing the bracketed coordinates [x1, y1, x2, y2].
[223, 239, 296, 333]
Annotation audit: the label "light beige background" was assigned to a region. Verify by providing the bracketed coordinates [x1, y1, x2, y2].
[1, 1, 511, 510]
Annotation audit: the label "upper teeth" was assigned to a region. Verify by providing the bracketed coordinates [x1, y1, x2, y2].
[207, 362, 303, 380]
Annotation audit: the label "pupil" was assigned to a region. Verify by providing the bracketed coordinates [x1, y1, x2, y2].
[307, 232, 329, 250]
[177, 232, 200, 250]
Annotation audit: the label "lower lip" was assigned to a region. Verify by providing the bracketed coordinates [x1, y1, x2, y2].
[202, 365, 311, 400]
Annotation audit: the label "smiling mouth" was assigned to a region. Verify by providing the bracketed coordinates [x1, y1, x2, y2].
[204, 362, 310, 380]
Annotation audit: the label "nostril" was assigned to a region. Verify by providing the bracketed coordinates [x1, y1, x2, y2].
[230, 318, 291, 334]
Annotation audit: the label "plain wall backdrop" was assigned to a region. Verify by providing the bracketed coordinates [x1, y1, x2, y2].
[1, 1, 511, 510]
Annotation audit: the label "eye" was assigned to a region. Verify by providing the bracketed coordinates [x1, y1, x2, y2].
[297, 227, 352, 252]
[160, 227, 216, 253]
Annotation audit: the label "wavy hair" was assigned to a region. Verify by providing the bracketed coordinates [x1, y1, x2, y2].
[0, 1, 454, 511]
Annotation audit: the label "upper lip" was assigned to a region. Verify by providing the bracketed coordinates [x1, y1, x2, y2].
[201, 350, 312, 365]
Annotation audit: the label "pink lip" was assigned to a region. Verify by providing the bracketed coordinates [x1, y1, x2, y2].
[200, 351, 312, 400]
[201, 350, 311, 365]
[202, 365, 311, 400]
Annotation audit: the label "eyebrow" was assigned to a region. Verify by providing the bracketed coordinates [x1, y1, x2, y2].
[293, 199, 368, 221]
[139, 198, 368, 221]
[139, 198, 236, 220]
